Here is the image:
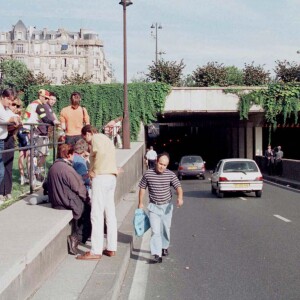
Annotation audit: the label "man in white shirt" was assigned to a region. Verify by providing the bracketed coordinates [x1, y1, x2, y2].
[146, 146, 158, 169]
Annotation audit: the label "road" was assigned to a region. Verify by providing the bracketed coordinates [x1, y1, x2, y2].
[118, 178, 300, 300]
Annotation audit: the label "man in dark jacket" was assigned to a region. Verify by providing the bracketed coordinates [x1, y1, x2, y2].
[47, 144, 89, 255]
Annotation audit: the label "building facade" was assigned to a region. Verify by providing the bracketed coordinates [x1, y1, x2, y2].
[0, 20, 112, 84]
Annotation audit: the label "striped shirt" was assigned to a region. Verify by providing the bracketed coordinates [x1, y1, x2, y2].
[139, 169, 181, 204]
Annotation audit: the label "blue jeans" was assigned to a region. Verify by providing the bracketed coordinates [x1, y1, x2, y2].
[148, 202, 173, 256]
[0, 139, 4, 186]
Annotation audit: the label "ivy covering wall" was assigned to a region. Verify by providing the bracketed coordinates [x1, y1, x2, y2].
[24, 83, 171, 141]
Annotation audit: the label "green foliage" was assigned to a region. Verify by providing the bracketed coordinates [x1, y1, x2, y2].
[24, 83, 171, 141]
[147, 59, 185, 86]
[192, 62, 227, 87]
[62, 73, 94, 85]
[0, 59, 32, 91]
[243, 62, 270, 86]
[225, 66, 244, 86]
[225, 83, 300, 128]
[274, 60, 300, 83]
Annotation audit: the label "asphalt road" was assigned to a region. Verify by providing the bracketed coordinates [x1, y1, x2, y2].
[119, 178, 300, 300]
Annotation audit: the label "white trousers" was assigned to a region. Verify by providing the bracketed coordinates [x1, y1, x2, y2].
[90, 175, 117, 255]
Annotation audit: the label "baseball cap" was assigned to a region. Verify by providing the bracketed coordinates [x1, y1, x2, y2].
[39, 89, 50, 99]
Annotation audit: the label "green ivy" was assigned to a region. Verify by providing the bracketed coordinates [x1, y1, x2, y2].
[24, 83, 171, 141]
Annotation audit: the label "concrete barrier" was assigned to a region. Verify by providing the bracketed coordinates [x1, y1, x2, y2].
[0, 142, 144, 300]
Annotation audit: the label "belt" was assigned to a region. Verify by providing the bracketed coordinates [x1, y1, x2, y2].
[150, 199, 170, 206]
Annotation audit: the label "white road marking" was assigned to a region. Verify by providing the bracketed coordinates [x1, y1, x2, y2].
[273, 215, 291, 223]
[240, 197, 247, 201]
[128, 230, 151, 300]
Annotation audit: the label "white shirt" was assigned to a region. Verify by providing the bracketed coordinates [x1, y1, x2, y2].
[146, 149, 157, 160]
[0, 103, 15, 139]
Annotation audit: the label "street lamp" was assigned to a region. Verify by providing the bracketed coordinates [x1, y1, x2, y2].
[151, 23, 162, 65]
[119, 0, 132, 149]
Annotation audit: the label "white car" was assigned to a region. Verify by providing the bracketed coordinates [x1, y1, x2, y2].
[211, 158, 263, 198]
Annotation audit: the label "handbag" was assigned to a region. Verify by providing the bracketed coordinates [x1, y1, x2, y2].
[133, 208, 150, 237]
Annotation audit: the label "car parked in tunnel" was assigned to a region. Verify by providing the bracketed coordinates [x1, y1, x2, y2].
[211, 158, 263, 198]
[177, 155, 206, 180]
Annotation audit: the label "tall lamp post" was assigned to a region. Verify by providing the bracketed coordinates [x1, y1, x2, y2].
[119, 0, 132, 149]
[151, 23, 162, 65]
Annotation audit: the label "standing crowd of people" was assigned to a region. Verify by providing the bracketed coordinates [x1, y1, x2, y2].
[265, 145, 284, 176]
[0, 87, 185, 265]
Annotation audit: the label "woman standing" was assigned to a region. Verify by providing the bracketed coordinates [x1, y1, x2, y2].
[0, 90, 21, 203]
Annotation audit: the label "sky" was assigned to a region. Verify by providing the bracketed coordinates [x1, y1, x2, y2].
[1, 0, 300, 82]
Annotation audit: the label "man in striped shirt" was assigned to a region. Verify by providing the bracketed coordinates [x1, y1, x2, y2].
[138, 152, 183, 263]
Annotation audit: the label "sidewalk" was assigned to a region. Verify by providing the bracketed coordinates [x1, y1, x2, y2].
[263, 173, 300, 190]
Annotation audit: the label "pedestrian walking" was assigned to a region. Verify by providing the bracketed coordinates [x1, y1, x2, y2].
[60, 92, 90, 146]
[274, 145, 283, 176]
[77, 125, 118, 260]
[138, 152, 183, 263]
[146, 146, 157, 169]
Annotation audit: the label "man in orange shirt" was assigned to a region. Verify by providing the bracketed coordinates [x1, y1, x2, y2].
[60, 92, 90, 145]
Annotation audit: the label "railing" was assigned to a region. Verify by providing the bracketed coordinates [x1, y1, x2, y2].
[0, 122, 62, 194]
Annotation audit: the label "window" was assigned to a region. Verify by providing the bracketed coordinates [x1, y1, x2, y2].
[0, 45, 6, 54]
[34, 57, 40, 68]
[16, 44, 24, 53]
[35, 34, 40, 40]
[50, 58, 56, 68]
[17, 32, 23, 40]
[94, 58, 99, 67]
[73, 59, 79, 69]
[34, 44, 40, 54]
[0, 33, 6, 41]
[63, 58, 67, 68]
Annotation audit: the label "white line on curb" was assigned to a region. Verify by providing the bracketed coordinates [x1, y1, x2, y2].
[273, 215, 291, 223]
[128, 230, 151, 300]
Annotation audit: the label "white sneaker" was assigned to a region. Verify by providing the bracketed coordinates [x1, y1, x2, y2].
[20, 176, 28, 185]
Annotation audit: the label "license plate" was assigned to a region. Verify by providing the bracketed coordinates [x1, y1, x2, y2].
[234, 183, 250, 188]
[188, 166, 197, 170]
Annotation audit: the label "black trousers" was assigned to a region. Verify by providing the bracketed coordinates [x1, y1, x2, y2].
[0, 134, 15, 196]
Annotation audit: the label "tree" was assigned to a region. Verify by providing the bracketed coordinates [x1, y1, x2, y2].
[61, 73, 93, 85]
[192, 62, 227, 87]
[0, 59, 32, 91]
[32, 72, 52, 85]
[225, 66, 244, 86]
[243, 62, 270, 86]
[274, 60, 300, 83]
[146, 59, 185, 86]
[179, 74, 195, 87]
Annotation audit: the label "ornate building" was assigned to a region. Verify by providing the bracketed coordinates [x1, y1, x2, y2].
[0, 20, 112, 84]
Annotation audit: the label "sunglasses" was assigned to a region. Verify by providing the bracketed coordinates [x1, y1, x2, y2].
[12, 103, 21, 108]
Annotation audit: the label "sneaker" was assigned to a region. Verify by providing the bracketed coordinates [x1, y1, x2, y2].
[152, 255, 162, 264]
[20, 176, 29, 185]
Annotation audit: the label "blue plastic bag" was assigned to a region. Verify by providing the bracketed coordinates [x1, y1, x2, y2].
[133, 208, 150, 237]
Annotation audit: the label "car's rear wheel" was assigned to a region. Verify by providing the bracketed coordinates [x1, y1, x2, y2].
[255, 190, 262, 198]
[217, 190, 224, 198]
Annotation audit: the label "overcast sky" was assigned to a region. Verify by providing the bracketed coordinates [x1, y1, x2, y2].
[1, 0, 300, 82]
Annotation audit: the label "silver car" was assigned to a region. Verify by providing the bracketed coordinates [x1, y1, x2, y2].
[211, 158, 263, 198]
[177, 155, 206, 180]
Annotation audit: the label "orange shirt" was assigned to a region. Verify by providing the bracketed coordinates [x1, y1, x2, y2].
[60, 106, 90, 136]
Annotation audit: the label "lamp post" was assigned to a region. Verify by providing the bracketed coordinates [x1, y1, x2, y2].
[119, 0, 132, 149]
[151, 23, 162, 65]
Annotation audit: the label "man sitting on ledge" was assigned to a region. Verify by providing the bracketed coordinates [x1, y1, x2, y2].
[47, 144, 89, 255]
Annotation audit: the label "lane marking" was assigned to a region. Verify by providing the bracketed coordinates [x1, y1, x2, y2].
[240, 197, 247, 201]
[273, 214, 291, 223]
[128, 230, 151, 300]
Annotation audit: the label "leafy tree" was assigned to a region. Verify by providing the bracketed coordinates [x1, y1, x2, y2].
[192, 62, 227, 87]
[243, 62, 270, 86]
[62, 73, 93, 85]
[146, 59, 185, 86]
[32, 72, 52, 85]
[225, 66, 244, 86]
[179, 74, 195, 87]
[0, 59, 32, 91]
[274, 60, 300, 83]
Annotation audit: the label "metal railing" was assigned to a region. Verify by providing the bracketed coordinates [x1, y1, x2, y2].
[0, 122, 63, 194]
